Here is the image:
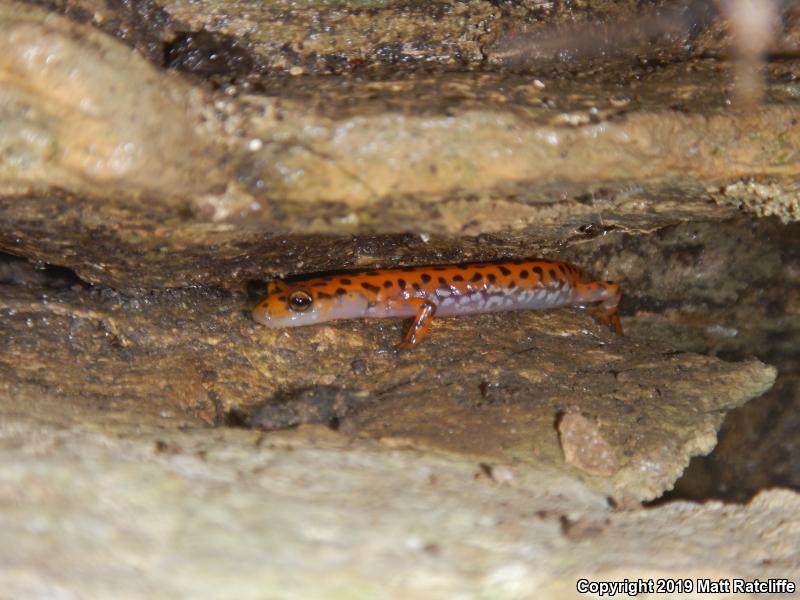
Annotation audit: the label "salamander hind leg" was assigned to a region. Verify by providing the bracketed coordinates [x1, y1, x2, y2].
[396, 299, 437, 350]
[575, 281, 624, 336]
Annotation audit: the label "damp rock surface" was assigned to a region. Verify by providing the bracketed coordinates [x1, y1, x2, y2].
[562, 217, 800, 502]
[0, 269, 776, 502]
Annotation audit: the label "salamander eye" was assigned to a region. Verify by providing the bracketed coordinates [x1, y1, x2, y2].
[287, 290, 313, 312]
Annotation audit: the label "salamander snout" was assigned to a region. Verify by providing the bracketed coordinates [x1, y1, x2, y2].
[251, 300, 272, 325]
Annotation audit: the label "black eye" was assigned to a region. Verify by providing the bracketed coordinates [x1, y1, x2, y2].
[288, 290, 313, 312]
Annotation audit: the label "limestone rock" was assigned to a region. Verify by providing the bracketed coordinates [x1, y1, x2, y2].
[0, 269, 777, 501]
[0, 414, 796, 599]
[2, 3, 800, 289]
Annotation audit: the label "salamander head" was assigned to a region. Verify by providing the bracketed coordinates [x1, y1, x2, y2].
[252, 283, 328, 328]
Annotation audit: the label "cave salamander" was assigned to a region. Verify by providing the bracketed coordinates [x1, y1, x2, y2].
[252, 259, 623, 348]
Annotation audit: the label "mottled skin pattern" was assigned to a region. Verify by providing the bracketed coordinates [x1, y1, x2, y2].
[252, 259, 623, 348]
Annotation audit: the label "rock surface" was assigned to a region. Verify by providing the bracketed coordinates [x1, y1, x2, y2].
[2, 2, 800, 289]
[0, 261, 777, 502]
[0, 0, 798, 595]
[563, 217, 800, 502]
[0, 414, 797, 599]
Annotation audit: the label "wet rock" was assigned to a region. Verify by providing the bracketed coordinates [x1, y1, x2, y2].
[559, 217, 800, 501]
[246, 385, 369, 430]
[0, 260, 776, 501]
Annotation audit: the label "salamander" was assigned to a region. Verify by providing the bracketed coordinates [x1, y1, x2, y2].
[252, 259, 623, 348]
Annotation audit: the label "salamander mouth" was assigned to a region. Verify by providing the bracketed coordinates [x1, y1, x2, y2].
[251, 303, 271, 325]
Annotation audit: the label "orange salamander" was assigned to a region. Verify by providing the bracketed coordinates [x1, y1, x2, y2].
[252, 259, 623, 348]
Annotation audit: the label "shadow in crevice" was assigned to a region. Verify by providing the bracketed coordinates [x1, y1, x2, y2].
[0, 251, 91, 290]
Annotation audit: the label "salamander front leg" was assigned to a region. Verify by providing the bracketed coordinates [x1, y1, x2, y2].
[589, 304, 623, 336]
[397, 299, 437, 349]
[575, 281, 624, 336]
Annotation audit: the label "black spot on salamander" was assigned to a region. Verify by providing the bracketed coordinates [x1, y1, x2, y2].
[383, 280, 393, 288]
[361, 282, 381, 294]
[470, 272, 483, 282]
[398, 278, 407, 290]
[317, 291, 333, 300]
[498, 266, 511, 276]
[452, 274, 464, 282]
[335, 288, 347, 296]
[277, 295, 287, 302]
[548, 268, 557, 280]
[508, 281, 517, 289]
[487, 273, 497, 284]
[420, 273, 431, 283]
[339, 278, 352, 285]
[438, 276, 448, 286]
[532, 266, 543, 278]
[412, 282, 421, 291]
[520, 270, 529, 279]
[556, 264, 565, 275]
